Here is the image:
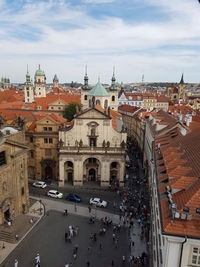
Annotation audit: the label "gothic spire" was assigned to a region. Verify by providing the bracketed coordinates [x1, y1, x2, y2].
[180, 73, 184, 84]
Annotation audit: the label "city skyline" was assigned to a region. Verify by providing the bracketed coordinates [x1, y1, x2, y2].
[0, 0, 200, 83]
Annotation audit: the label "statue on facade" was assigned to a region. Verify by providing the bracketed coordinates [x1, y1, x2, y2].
[79, 139, 83, 147]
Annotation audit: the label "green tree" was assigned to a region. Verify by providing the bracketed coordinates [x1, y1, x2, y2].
[63, 102, 82, 121]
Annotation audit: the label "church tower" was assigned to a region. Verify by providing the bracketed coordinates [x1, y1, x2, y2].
[81, 66, 90, 109]
[24, 66, 34, 103]
[109, 67, 119, 110]
[34, 65, 46, 98]
[178, 73, 186, 100]
[53, 74, 59, 88]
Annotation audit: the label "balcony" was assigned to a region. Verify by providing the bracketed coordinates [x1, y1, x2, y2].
[59, 145, 126, 154]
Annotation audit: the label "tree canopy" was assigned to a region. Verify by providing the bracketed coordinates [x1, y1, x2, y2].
[63, 102, 82, 121]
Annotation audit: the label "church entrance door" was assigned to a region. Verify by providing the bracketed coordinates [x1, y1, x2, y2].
[45, 165, 53, 180]
[89, 168, 96, 181]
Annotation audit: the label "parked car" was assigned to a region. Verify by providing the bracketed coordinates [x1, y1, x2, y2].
[47, 190, 63, 199]
[66, 193, 81, 202]
[89, 198, 107, 208]
[32, 181, 47, 189]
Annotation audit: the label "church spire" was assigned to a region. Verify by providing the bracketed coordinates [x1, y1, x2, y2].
[82, 65, 89, 90]
[110, 66, 116, 90]
[180, 73, 184, 84]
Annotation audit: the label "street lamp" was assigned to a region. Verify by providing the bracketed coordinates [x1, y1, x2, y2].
[39, 199, 42, 215]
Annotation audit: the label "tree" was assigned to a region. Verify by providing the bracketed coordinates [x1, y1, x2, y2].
[63, 102, 82, 121]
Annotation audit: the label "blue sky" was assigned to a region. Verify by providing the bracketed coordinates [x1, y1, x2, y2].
[0, 0, 200, 83]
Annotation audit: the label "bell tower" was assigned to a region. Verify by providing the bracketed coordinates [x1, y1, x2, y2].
[24, 65, 34, 103]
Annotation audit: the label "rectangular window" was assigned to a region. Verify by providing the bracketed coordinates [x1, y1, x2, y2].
[48, 127, 52, 131]
[30, 137, 34, 143]
[43, 127, 47, 131]
[44, 138, 53, 144]
[0, 151, 6, 166]
[191, 247, 200, 266]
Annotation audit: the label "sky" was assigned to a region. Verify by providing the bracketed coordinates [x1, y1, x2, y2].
[0, 0, 200, 84]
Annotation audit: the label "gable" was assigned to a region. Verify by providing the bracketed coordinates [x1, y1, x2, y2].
[76, 108, 110, 120]
[36, 116, 58, 125]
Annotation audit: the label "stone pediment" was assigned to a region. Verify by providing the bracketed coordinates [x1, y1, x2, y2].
[37, 116, 57, 125]
[76, 108, 110, 120]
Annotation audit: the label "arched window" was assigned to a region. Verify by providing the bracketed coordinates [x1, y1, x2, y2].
[112, 95, 115, 101]
[104, 99, 108, 109]
[96, 99, 101, 105]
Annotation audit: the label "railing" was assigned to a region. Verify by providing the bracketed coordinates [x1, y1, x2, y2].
[59, 145, 126, 153]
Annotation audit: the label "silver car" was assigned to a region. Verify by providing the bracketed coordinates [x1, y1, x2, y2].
[89, 197, 107, 207]
[47, 190, 63, 199]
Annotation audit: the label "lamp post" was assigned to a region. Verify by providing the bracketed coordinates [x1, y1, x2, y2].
[39, 199, 42, 215]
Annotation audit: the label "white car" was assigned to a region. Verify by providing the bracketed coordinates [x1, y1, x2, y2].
[89, 198, 107, 208]
[47, 190, 63, 199]
[32, 181, 47, 189]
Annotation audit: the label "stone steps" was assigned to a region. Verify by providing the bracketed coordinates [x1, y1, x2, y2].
[0, 229, 16, 243]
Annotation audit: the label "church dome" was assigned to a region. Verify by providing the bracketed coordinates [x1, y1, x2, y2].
[88, 81, 109, 97]
[35, 65, 45, 76]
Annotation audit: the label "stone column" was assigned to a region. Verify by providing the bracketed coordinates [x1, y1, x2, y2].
[58, 158, 65, 187]
[100, 159, 110, 187]
[73, 159, 83, 186]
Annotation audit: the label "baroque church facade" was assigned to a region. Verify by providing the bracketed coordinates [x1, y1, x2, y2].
[58, 72, 127, 187]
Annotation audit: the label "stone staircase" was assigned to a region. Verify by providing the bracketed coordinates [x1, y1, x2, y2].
[0, 228, 16, 243]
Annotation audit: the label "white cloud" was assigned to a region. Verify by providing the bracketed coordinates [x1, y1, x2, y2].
[84, 0, 114, 3]
[0, 0, 200, 82]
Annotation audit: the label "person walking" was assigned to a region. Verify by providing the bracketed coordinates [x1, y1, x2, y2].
[35, 253, 40, 267]
[14, 259, 18, 267]
[122, 255, 126, 264]
[88, 206, 91, 213]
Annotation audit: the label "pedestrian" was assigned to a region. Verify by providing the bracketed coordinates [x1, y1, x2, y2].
[73, 251, 77, 260]
[122, 255, 126, 263]
[86, 261, 90, 266]
[88, 206, 91, 213]
[112, 233, 116, 242]
[35, 253, 40, 267]
[74, 244, 79, 252]
[14, 259, 18, 267]
[111, 259, 115, 266]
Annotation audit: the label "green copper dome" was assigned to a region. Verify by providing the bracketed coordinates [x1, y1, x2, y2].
[35, 65, 45, 76]
[88, 81, 109, 97]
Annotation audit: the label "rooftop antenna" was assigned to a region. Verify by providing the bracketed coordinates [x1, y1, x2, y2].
[85, 64, 87, 76]
[27, 64, 29, 73]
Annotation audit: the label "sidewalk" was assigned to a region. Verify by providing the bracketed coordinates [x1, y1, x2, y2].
[0, 200, 44, 264]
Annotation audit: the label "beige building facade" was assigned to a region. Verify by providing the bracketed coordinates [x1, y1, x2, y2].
[0, 127, 29, 224]
[58, 107, 127, 187]
[26, 113, 67, 181]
